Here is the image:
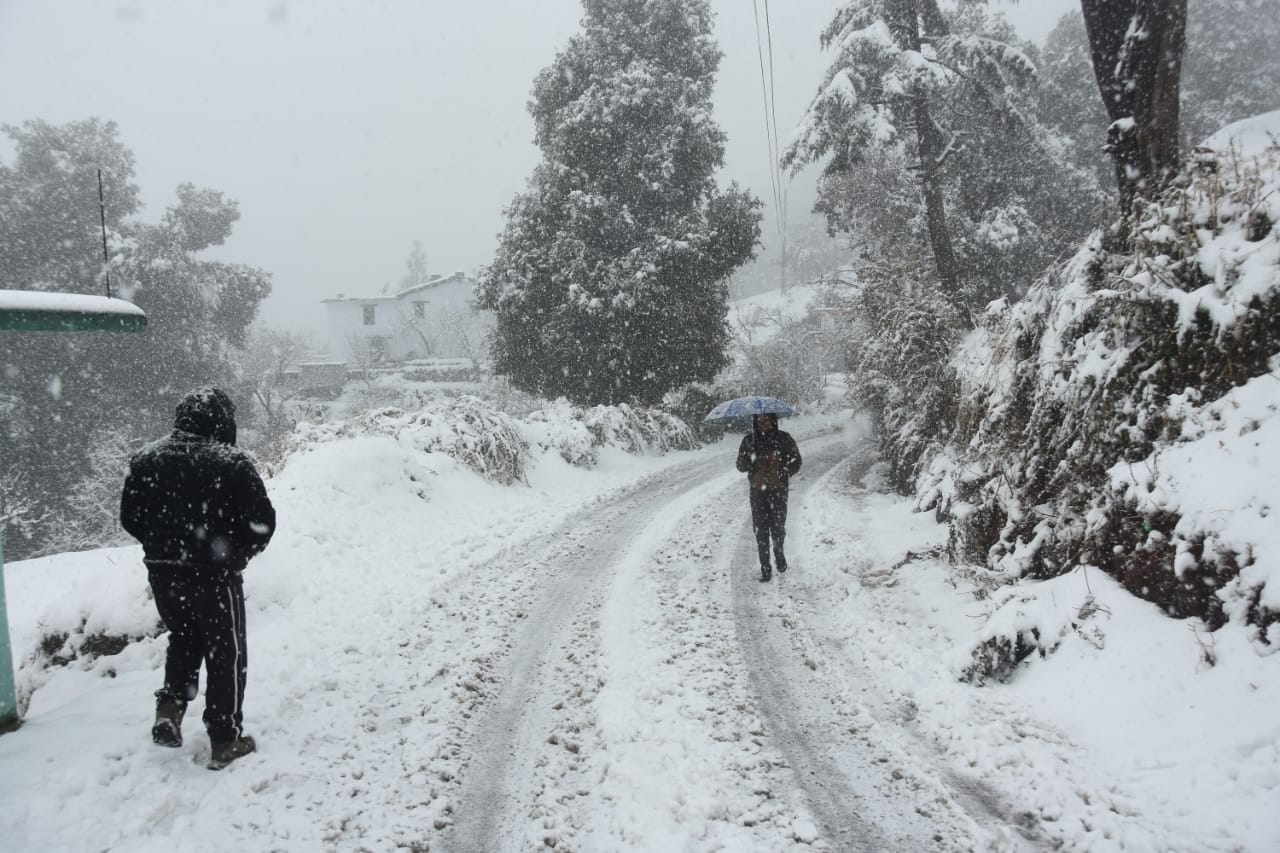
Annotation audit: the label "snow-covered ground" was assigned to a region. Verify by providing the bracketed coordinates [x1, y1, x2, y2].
[2, 408, 1278, 851]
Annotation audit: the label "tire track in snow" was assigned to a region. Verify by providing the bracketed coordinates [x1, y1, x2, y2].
[731, 435, 987, 852]
[526, 464, 828, 850]
[783, 447, 1048, 851]
[272, 452, 735, 850]
[443, 451, 747, 851]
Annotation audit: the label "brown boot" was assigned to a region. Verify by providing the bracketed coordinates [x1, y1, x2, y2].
[208, 735, 256, 770]
[151, 698, 186, 748]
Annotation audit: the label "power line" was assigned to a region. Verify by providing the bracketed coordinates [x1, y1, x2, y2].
[752, 0, 784, 239]
[763, 0, 787, 242]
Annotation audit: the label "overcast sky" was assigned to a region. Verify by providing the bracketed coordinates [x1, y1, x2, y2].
[0, 0, 1075, 336]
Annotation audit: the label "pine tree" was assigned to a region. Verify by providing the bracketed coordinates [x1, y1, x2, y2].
[789, 2, 1097, 311]
[399, 240, 431, 290]
[477, 0, 760, 405]
[784, 0, 1037, 314]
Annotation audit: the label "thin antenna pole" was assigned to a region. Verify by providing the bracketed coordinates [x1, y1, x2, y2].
[97, 168, 111, 298]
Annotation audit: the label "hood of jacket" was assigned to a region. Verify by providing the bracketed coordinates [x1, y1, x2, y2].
[173, 387, 237, 445]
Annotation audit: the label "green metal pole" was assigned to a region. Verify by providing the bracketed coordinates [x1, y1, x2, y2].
[0, 527, 17, 730]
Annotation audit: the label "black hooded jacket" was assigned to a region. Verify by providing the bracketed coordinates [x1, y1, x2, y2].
[121, 388, 275, 574]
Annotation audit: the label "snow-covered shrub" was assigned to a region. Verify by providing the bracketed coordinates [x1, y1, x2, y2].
[523, 399, 599, 467]
[662, 381, 736, 444]
[581, 403, 696, 456]
[853, 288, 964, 494]
[960, 582, 1107, 684]
[437, 395, 529, 485]
[38, 429, 137, 556]
[284, 394, 530, 485]
[522, 399, 699, 468]
[926, 114, 1280, 640]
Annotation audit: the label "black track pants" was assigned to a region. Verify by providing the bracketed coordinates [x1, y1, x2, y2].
[749, 486, 789, 569]
[149, 570, 247, 744]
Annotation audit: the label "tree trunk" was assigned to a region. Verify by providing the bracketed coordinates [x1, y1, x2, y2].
[887, 0, 963, 305]
[1080, 0, 1187, 227]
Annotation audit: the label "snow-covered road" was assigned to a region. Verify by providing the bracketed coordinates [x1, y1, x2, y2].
[440, 430, 1000, 851]
[6, 413, 1276, 852]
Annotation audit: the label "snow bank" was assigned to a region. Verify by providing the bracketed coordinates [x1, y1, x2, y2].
[922, 110, 1280, 641]
[4, 395, 699, 716]
[793, 462, 1280, 851]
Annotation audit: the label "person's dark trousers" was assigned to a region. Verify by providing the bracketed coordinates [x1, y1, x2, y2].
[749, 486, 789, 569]
[148, 568, 248, 744]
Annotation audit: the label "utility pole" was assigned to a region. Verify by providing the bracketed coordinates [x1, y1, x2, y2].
[0, 534, 15, 732]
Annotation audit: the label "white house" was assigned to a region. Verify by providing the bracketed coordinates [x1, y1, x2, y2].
[323, 271, 490, 365]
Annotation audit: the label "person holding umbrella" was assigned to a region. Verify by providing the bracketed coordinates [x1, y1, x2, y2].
[735, 410, 802, 582]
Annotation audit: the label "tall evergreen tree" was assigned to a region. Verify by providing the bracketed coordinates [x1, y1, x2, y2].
[0, 119, 271, 558]
[477, 0, 760, 405]
[790, 3, 1098, 311]
[399, 240, 431, 290]
[785, 0, 1037, 314]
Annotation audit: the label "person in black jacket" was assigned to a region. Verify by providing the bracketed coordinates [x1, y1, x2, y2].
[735, 413, 802, 582]
[120, 387, 275, 769]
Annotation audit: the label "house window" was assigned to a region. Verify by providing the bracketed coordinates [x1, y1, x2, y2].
[413, 301, 426, 319]
[363, 304, 376, 325]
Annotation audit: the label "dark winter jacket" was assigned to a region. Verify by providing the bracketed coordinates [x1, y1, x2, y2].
[736, 423, 801, 493]
[120, 388, 275, 575]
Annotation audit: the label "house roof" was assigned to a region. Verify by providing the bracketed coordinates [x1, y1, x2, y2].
[322, 271, 473, 304]
[393, 271, 471, 299]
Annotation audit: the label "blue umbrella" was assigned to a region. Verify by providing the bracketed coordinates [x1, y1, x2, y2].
[703, 395, 797, 425]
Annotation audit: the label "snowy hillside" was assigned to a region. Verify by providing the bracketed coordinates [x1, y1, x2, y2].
[920, 110, 1280, 647]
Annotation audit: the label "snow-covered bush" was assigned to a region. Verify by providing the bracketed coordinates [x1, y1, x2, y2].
[924, 113, 1280, 642]
[851, 286, 964, 494]
[523, 399, 600, 467]
[285, 394, 530, 485]
[521, 398, 699, 467]
[961, 582, 1108, 684]
[581, 403, 696, 456]
[662, 382, 732, 444]
[436, 396, 529, 485]
[283, 394, 698, 481]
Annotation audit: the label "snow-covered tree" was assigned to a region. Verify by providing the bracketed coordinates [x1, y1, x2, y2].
[1181, 0, 1280, 143]
[0, 119, 270, 558]
[1079, 0, 1187, 225]
[39, 428, 136, 556]
[399, 240, 431, 290]
[232, 325, 313, 461]
[785, 0, 1037, 312]
[477, 0, 760, 406]
[1043, 0, 1280, 193]
[1038, 10, 1114, 191]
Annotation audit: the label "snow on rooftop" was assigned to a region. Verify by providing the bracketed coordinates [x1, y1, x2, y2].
[0, 289, 145, 316]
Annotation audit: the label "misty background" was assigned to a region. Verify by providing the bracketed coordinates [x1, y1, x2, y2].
[0, 0, 1070, 335]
